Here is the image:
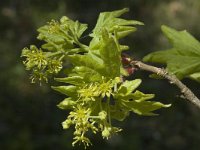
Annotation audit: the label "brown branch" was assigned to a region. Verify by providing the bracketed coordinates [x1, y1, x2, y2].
[131, 60, 200, 109]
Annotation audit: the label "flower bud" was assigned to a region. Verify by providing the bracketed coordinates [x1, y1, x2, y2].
[62, 119, 72, 129]
[102, 127, 111, 139]
[98, 111, 107, 120]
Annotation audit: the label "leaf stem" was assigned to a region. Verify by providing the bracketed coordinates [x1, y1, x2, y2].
[46, 51, 64, 57]
[131, 60, 200, 109]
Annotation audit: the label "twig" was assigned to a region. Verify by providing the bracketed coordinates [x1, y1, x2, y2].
[131, 60, 200, 109]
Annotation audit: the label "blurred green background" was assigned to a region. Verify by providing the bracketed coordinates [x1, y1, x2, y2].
[1, 0, 200, 149]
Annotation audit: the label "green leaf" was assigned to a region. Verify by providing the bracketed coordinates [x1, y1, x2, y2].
[73, 20, 88, 38]
[51, 85, 77, 97]
[69, 52, 105, 73]
[57, 97, 76, 109]
[90, 8, 143, 39]
[99, 29, 121, 78]
[143, 25, 200, 80]
[130, 90, 155, 102]
[70, 66, 103, 83]
[68, 52, 111, 81]
[114, 84, 169, 116]
[189, 72, 200, 83]
[123, 100, 171, 116]
[117, 91, 154, 102]
[110, 99, 130, 121]
[55, 76, 84, 85]
[89, 8, 143, 50]
[37, 16, 88, 52]
[110, 107, 129, 121]
[118, 79, 142, 96]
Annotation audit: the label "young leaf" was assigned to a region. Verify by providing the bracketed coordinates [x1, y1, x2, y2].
[99, 29, 121, 78]
[90, 8, 143, 39]
[118, 79, 142, 96]
[110, 106, 130, 121]
[37, 16, 88, 52]
[69, 52, 104, 72]
[143, 25, 200, 80]
[68, 52, 108, 80]
[122, 100, 171, 116]
[51, 85, 77, 97]
[130, 90, 155, 102]
[189, 72, 200, 83]
[55, 76, 84, 85]
[89, 8, 143, 50]
[113, 79, 168, 116]
[57, 97, 76, 110]
[71, 66, 103, 82]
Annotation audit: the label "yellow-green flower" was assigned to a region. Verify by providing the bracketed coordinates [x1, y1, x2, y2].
[78, 83, 99, 102]
[62, 106, 98, 148]
[21, 45, 48, 70]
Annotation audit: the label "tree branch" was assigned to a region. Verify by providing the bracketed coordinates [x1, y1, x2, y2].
[131, 60, 200, 109]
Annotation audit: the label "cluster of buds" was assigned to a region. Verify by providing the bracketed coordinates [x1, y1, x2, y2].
[98, 111, 122, 139]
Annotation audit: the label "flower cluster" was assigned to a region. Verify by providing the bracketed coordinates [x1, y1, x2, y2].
[78, 83, 99, 102]
[77, 77, 120, 100]
[47, 19, 60, 34]
[21, 45, 63, 84]
[62, 106, 97, 148]
[22, 45, 48, 70]
[60, 77, 123, 147]
[62, 103, 122, 148]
